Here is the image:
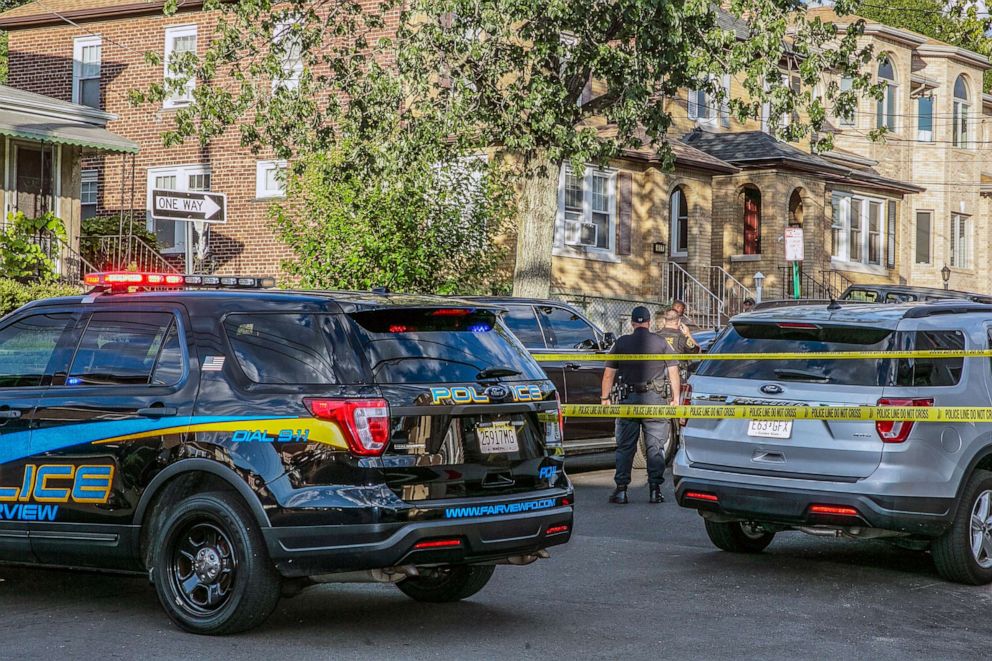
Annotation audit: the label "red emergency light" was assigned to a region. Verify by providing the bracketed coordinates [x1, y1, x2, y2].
[84, 272, 275, 291]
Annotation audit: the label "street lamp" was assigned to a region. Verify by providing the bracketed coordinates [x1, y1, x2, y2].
[941, 264, 951, 290]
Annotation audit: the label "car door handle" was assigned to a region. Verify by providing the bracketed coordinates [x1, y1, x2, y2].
[0, 409, 22, 419]
[565, 363, 581, 370]
[137, 407, 178, 418]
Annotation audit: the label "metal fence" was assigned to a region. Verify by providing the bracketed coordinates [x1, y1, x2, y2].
[550, 290, 682, 336]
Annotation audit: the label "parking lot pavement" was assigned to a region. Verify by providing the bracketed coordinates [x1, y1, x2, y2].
[1, 468, 989, 660]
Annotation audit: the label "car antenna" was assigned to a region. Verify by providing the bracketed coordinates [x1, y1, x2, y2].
[827, 297, 842, 311]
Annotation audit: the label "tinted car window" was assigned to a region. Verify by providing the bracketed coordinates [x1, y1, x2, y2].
[150, 322, 184, 386]
[537, 306, 598, 349]
[502, 306, 545, 348]
[68, 312, 175, 386]
[844, 289, 878, 302]
[224, 313, 366, 385]
[0, 313, 74, 388]
[350, 308, 546, 384]
[893, 330, 964, 387]
[698, 323, 896, 386]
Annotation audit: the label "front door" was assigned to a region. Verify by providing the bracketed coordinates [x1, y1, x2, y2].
[0, 310, 78, 561]
[30, 305, 196, 569]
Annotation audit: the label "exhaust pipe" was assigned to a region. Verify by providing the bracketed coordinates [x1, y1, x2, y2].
[311, 565, 420, 584]
[497, 549, 551, 566]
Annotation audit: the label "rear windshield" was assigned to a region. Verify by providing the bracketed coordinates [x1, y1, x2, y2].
[349, 308, 546, 384]
[224, 313, 367, 385]
[697, 323, 964, 387]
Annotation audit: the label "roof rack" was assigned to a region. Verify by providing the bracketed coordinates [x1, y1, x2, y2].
[903, 302, 992, 318]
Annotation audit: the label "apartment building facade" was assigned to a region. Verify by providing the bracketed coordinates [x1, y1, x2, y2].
[1, 2, 989, 311]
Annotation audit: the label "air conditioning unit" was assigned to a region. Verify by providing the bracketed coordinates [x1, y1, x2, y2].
[565, 220, 599, 247]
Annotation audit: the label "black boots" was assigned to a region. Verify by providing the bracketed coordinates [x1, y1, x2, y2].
[649, 484, 665, 504]
[608, 486, 629, 504]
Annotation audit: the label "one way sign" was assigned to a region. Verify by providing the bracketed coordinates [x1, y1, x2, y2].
[150, 189, 227, 223]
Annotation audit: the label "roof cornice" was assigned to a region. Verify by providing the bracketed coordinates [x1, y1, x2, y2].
[827, 18, 928, 49]
[0, 0, 205, 29]
[916, 43, 991, 70]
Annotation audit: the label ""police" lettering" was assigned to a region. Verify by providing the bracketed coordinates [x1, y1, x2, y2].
[0, 464, 114, 505]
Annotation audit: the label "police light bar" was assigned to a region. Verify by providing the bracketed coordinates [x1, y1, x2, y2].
[84, 272, 275, 290]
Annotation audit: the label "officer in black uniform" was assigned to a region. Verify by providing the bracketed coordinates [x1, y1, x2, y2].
[600, 306, 681, 504]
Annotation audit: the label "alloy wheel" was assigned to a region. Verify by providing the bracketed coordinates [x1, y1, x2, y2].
[970, 490, 992, 569]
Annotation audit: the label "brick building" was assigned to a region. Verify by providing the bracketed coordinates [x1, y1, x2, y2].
[0, 2, 989, 318]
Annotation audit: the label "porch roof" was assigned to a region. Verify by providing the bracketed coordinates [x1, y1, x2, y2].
[0, 85, 138, 153]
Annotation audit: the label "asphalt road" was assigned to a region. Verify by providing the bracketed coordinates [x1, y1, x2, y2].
[1, 464, 989, 659]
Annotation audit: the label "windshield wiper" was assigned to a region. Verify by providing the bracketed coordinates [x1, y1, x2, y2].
[477, 366, 522, 380]
[772, 368, 830, 383]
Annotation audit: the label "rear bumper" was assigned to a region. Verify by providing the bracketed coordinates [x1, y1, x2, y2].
[263, 505, 574, 577]
[674, 474, 954, 537]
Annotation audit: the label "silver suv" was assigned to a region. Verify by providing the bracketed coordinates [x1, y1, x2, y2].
[674, 301, 992, 584]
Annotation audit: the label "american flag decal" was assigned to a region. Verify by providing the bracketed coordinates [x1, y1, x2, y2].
[202, 356, 226, 371]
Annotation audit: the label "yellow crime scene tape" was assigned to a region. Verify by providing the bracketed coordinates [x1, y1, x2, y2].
[533, 349, 992, 362]
[560, 404, 992, 422]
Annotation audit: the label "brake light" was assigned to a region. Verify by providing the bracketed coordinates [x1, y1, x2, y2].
[875, 397, 933, 443]
[551, 392, 565, 445]
[679, 382, 692, 427]
[809, 504, 859, 516]
[430, 308, 472, 317]
[777, 322, 818, 329]
[413, 538, 462, 550]
[304, 398, 391, 456]
[684, 491, 719, 502]
[545, 524, 570, 535]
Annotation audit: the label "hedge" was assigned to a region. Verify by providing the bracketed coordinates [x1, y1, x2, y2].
[0, 278, 82, 317]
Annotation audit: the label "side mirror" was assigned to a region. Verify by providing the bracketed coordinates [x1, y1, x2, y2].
[600, 332, 616, 351]
[576, 338, 598, 351]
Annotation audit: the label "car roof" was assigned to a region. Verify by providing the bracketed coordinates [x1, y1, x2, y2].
[845, 283, 985, 299]
[460, 296, 567, 306]
[732, 300, 992, 326]
[21, 289, 503, 314]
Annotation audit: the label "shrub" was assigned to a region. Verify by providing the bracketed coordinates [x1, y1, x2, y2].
[0, 278, 81, 317]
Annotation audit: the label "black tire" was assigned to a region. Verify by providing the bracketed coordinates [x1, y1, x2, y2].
[149, 491, 282, 635]
[932, 469, 992, 585]
[704, 519, 775, 553]
[396, 564, 496, 603]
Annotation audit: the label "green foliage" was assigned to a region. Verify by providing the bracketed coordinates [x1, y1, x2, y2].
[0, 278, 80, 317]
[0, 1, 37, 83]
[79, 216, 160, 271]
[0, 211, 67, 282]
[859, 0, 992, 92]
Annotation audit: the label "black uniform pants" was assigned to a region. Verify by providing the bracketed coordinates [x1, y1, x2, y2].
[613, 390, 672, 487]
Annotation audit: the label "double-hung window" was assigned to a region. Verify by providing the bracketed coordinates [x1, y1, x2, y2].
[72, 36, 102, 108]
[953, 75, 970, 148]
[164, 25, 197, 108]
[838, 76, 855, 127]
[688, 75, 730, 127]
[876, 57, 897, 131]
[81, 169, 98, 219]
[147, 164, 211, 254]
[256, 160, 288, 198]
[950, 214, 971, 268]
[915, 211, 932, 264]
[831, 192, 894, 268]
[917, 96, 933, 142]
[273, 20, 303, 90]
[556, 166, 615, 254]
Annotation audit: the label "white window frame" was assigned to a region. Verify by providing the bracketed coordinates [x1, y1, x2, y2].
[950, 213, 971, 268]
[688, 76, 730, 127]
[830, 191, 891, 271]
[146, 164, 211, 255]
[916, 95, 934, 142]
[915, 209, 933, 265]
[81, 168, 98, 215]
[876, 58, 897, 132]
[838, 77, 856, 127]
[72, 36, 102, 107]
[255, 160, 288, 199]
[670, 187, 688, 257]
[554, 165, 617, 261]
[163, 25, 197, 109]
[272, 20, 303, 91]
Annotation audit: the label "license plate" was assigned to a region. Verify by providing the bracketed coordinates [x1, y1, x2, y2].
[477, 422, 519, 454]
[747, 420, 793, 439]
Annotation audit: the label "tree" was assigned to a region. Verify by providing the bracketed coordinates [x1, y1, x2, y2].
[139, 0, 878, 297]
[858, 0, 992, 92]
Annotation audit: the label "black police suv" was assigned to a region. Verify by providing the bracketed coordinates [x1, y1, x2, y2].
[0, 273, 573, 634]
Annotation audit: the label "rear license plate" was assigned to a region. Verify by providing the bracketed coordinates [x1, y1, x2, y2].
[477, 422, 519, 454]
[747, 420, 793, 439]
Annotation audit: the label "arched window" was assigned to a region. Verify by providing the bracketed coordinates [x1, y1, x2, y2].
[789, 189, 804, 227]
[953, 75, 970, 147]
[876, 57, 896, 131]
[670, 186, 689, 257]
[743, 187, 761, 255]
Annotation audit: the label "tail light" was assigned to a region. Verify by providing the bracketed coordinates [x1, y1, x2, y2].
[809, 504, 859, 517]
[875, 397, 933, 443]
[684, 491, 719, 502]
[679, 382, 692, 427]
[304, 398, 391, 456]
[546, 392, 564, 447]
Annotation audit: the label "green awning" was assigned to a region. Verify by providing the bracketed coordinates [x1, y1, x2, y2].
[0, 110, 138, 153]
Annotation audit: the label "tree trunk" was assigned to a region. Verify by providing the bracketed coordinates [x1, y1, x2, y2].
[512, 157, 559, 298]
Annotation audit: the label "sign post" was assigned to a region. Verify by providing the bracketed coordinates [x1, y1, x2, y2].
[784, 227, 804, 300]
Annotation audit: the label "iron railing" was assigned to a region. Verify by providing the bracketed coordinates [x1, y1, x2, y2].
[661, 262, 723, 329]
[706, 265, 753, 318]
[550, 290, 672, 336]
[777, 266, 843, 300]
[23, 234, 99, 285]
[81, 234, 179, 274]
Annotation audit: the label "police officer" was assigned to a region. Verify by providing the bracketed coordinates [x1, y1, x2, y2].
[600, 306, 681, 504]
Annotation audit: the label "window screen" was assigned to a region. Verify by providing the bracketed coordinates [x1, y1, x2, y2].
[0, 314, 74, 388]
[69, 312, 176, 386]
[224, 313, 365, 385]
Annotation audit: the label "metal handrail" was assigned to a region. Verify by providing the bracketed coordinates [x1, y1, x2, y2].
[662, 262, 723, 329]
[706, 265, 753, 318]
